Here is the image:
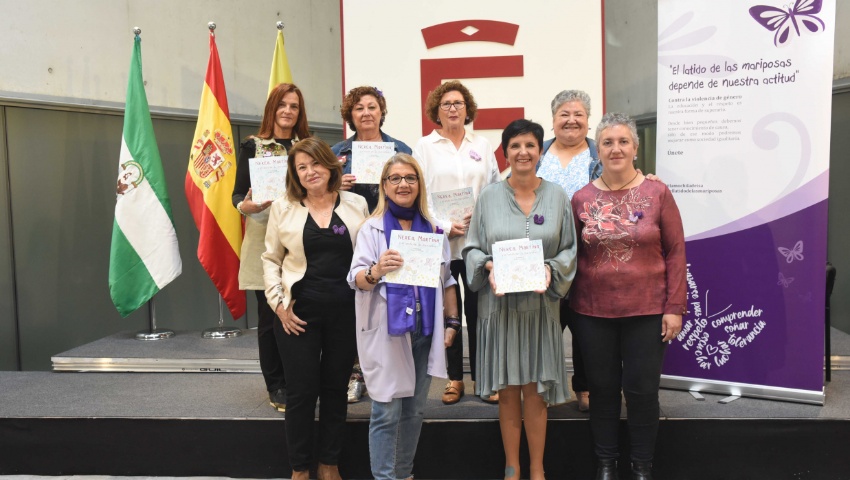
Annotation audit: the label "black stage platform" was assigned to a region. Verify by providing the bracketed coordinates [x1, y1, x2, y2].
[1, 329, 849, 479]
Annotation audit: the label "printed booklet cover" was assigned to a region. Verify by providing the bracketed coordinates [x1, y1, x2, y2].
[249, 155, 287, 203]
[385, 230, 444, 288]
[492, 238, 546, 294]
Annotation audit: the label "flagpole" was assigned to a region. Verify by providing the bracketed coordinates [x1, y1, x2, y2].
[136, 297, 175, 341]
[129, 26, 174, 341]
[196, 20, 243, 340]
[202, 294, 243, 339]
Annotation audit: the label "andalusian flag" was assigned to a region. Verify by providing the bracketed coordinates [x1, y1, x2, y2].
[268, 27, 293, 95]
[185, 30, 246, 320]
[109, 34, 182, 317]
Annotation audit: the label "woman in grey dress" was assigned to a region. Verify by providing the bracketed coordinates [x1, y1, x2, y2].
[462, 119, 577, 480]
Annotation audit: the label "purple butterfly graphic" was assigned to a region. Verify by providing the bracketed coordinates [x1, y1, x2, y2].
[749, 0, 825, 47]
[332, 225, 347, 235]
[533, 214, 544, 225]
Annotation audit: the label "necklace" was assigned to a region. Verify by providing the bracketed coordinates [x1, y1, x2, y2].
[305, 195, 334, 218]
[599, 171, 639, 191]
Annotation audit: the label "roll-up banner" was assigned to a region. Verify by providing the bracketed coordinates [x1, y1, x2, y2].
[657, 0, 835, 404]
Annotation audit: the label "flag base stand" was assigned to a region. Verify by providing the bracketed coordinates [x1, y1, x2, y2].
[203, 295, 243, 338]
[135, 328, 175, 341]
[202, 326, 242, 339]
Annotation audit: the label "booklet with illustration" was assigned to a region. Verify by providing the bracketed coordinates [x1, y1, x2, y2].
[492, 238, 546, 294]
[248, 155, 288, 203]
[431, 187, 474, 223]
[351, 141, 395, 184]
[385, 230, 444, 288]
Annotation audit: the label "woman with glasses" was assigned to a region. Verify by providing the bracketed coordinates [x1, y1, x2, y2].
[412, 80, 501, 405]
[348, 153, 459, 480]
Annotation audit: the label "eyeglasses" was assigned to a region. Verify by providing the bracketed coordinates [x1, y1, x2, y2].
[439, 101, 466, 111]
[385, 174, 419, 185]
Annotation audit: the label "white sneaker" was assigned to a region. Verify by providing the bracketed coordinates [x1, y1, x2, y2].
[347, 377, 366, 403]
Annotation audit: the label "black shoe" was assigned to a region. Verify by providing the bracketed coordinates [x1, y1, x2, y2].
[596, 458, 617, 480]
[631, 461, 653, 480]
[269, 388, 286, 412]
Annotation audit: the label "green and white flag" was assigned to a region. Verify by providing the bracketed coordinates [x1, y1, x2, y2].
[109, 34, 182, 317]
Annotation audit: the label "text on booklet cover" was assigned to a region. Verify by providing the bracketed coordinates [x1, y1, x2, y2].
[352, 142, 395, 184]
[492, 238, 546, 294]
[385, 230, 445, 288]
[249, 156, 287, 203]
[431, 187, 474, 223]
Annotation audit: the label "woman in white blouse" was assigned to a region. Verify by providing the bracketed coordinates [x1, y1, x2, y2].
[412, 80, 501, 405]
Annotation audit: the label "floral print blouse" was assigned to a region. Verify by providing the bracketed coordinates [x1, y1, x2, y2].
[569, 179, 687, 318]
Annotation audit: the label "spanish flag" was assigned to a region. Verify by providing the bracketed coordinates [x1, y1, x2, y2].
[185, 30, 245, 320]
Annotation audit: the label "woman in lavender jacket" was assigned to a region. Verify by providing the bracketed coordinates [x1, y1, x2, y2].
[348, 153, 459, 480]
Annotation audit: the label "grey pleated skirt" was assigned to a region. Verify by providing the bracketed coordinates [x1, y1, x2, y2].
[475, 293, 570, 405]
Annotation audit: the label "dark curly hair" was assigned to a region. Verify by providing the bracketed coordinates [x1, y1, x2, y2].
[424, 80, 478, 126]
[339, 86, 387, 131]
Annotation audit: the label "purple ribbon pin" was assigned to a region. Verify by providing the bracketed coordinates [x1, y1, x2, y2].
[533, 214, 544, 225]
[332, 225, 347, 235]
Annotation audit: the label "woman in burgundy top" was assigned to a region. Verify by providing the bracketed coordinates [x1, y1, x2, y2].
[569, 113, 686, 480]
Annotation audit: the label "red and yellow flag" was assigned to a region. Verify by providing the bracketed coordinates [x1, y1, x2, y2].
[185, 31, 245, 320]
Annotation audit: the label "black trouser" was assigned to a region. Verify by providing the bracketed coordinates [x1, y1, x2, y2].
[572, 313, 667, 463]
[446, 259, 478, 381]
[275, 297, 357, 471]
[560, 301, 587, 392]
[256, 290, 286, 392]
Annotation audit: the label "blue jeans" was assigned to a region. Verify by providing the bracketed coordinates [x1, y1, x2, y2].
[369, 317, 433, 480]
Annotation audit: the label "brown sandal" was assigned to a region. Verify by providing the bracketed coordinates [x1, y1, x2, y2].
[481, 391, 499, 404]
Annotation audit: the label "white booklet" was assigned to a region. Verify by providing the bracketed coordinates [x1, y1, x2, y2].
[248, 155, 287, 203]
[492, 238, 546, 294]
[351, 141, 395, 184]
[384, 230, 444, 288]
[431, 187, 474, 223]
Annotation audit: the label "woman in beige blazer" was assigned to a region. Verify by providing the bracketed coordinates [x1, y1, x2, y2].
[262, 137, 368, 480]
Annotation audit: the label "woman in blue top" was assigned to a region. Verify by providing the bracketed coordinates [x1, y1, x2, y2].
[331, 85, 412, 403]
[332, 86, 412, 212]
[535, 89, 599, 412]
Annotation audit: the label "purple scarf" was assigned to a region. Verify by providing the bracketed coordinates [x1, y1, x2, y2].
[383, 199, 437, 336]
